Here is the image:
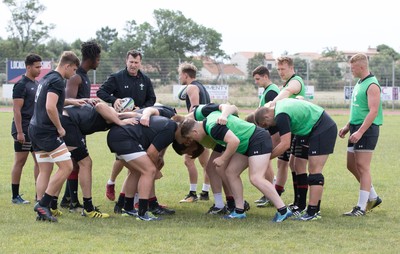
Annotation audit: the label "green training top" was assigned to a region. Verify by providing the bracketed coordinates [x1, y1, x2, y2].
[282, 75, 306, 98]
[259, 83, 280, 107]
[350, 75, 383, 125]
[275, 98, 324, 136]
[204, 111, 256, 154]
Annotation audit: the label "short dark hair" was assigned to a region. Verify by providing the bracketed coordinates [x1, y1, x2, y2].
[25, 53, 42, 66]
[252, 65, 270, 77]
[126, 49, 142, 60]
[81, 40, 101, 61]
[180, 118, 197, 138]
[172, 140, 204, 159]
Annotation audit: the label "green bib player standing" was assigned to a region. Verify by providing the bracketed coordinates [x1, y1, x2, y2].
[339, 53, 383, 216]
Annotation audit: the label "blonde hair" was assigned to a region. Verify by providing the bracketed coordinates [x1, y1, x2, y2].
[350, 53, 368, 66]
[276, 56, 293, 67]
[178, 62, 197, 78]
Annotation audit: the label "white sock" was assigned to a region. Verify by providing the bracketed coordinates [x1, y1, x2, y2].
[369, 185, 378, 201]
[357, 190, 370, 211]
[213, 193, 224, 208]
[202, 184, 210, 192]
[134, 193, 139, 204]
[190, 184, 197, 192]
[107, 179, 115, 185]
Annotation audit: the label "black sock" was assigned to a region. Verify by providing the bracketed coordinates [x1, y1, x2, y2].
[234, 208, 245, 214]
[148, 196, 158, 210]
[317, 200, 321, 212]
[62, 181, 70, 201]
[189, 191, 197, 196]
[83, 197, 94, 212]
[226, 196, 235, 210]
[138, 199, 149, 216]
[307, 205, 319, 216]
[11, 184, 19, 199]
[124, 197, 134, 211]
[275, 185, 285, 196]
[68, 179, 79, 205]
[116, 193, 125, 208]
[297, 173, 308, 210]
[278, 206, 288, 215]
[50, 196, 58, 209]
[39, 193, 53, 207]
[291, 172, 298, 204]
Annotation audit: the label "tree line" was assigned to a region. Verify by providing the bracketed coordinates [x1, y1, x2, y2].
[1, 0, 399, 90]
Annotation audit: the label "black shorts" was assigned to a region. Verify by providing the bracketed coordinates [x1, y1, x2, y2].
[213, 144, 226, 153]
[293, 135, 309, 159]
[28, 125, 65, 152]
[61, 116, 88, 161]
[245, 127, 272, 157]
[308, 112, 337, 156]
[348, 124, 379, 151]
[12, 132, 33, 152]
[107, 127, 144, 155]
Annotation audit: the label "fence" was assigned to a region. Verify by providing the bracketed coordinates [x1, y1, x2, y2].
[1, 58, 399, 109]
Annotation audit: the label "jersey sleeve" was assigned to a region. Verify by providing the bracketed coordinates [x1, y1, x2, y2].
[12, 82, 26, 99]
[275, 113, 291, 136]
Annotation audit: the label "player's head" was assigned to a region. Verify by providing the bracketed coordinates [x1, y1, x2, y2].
[254, 105, 276, 128]
[25, 53, 42, 78]
[81, 40, 101, 70]
[180, 118, 197, 140]
[178, 62, 197, 85]
[276, 56, 294, 81]
[350, 53, 369, 78]
[172, 140, 204, 159]
[252, 65, 270, 87]
[25, 53, 42, 66]
[58, 51, 80, 79]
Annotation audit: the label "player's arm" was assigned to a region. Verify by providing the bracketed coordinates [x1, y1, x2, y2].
[273, 80, 301, 102]
[12, 98, 25, 143]
[65, 74, 82, 99]
[271, 132, 291, 159]
[339, 122, 350, 138]
[217, 104, 239, 125]
[270, 113, 291, 159]
[140, 107, 160, 126]
[187, 85, 200, 112]
[46, 92, 65, 137]
[147, 144, 163, 170]
[64, 98, 87, 106]
[213, 130, 239, 168]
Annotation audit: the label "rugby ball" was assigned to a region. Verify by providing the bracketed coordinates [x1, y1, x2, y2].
[118, 97, 135, 112]
[178, 86, 187, 100]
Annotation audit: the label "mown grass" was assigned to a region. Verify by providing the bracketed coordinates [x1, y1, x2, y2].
[0, 112, 399, 254]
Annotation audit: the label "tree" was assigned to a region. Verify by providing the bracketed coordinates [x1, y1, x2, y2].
[246, 53, 266, 81]
[96, 26, 118, 52]
[3, 0, 55, 55]
[117, 9, 226, 85]
[322, 47, 346, 62]
[310, 59, 342, 90]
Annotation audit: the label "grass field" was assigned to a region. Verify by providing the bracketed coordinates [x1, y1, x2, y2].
[0, 111, 399, 254]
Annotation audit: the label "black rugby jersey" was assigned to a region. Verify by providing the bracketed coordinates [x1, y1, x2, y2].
[30, 70, 65, 131]
[11, 75, 38, 133]
[185, 80, 210, 112]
